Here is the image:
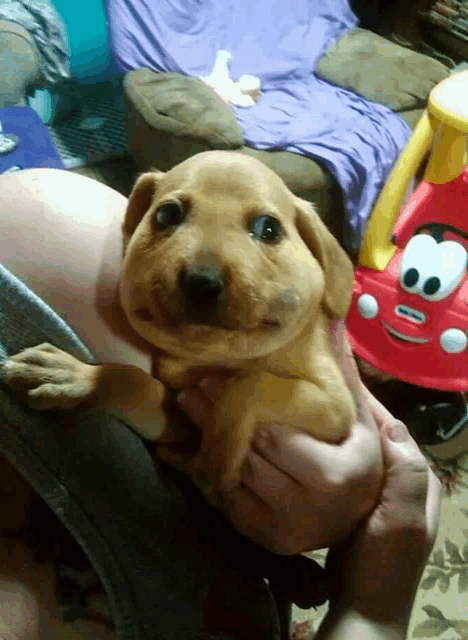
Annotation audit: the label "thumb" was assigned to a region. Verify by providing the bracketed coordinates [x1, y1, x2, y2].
[363, 384, 399, 430]
[380, 421, 431, 513]
[381, 421, 442, 542]
[381, 420, 427, 467]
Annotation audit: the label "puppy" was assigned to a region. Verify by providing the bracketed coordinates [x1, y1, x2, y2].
[6, 151, 356, 499]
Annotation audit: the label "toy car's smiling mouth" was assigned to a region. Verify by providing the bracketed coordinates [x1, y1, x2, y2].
[383, 322, 430, 344]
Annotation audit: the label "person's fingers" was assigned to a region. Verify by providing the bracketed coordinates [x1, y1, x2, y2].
[363, 384, 400, 429]
[176, 377, 231, 427]
[427, 466, 442, 543]
[244, 421, 379, 490]
[381, 421, 428, 469]
[330, 322, 375, 425]
[330, 322, 360, 387]
[330, 319, 352, 359]
[240, 448, 300, 505]
[325, 428, 442, 594]
[381, 420, 442, 533]
[220, 483, 279, 551]
[198, 377, 230, 400]
[176, 387, 212, 428]
[379, 422, 439, 543]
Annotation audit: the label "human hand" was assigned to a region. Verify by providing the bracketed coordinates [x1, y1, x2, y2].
[156, 320, 384, 554]
[323, 412, 442, 630]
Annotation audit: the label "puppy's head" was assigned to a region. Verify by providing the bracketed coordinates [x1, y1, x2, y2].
[120, 151, 353, 362]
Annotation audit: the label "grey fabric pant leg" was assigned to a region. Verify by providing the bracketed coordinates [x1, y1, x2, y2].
[0, 19, 41, 107]
[0, 264, 282, 640]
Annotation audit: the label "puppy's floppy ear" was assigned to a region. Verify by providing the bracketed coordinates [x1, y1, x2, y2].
[122, 170, 165, 249]
[295, 197, 354, 319]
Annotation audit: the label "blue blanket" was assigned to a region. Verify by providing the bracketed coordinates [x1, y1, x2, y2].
[106, 0, 412, 250]
[0, 106, 65, 174]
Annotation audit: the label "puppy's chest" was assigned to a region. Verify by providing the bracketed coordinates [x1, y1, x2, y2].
[152, 354, 243, 389]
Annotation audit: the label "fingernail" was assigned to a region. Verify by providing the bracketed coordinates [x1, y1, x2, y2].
[386, 421, 408, 443]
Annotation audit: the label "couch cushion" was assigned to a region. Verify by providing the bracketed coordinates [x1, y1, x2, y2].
[316, 27, 450, 112]
[123, 68, 244, 149]
[399, 107, 425, 131]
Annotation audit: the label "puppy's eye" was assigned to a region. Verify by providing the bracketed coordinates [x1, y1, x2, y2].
[249, 214, 282, 244]
[155, 201, 185, 230]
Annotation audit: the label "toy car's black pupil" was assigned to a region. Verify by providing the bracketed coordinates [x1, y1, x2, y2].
[403, 268, 419, 287]
[156, 202, 184, 228]
[424, 276, 441, 295]
[250, 214, 282, 243]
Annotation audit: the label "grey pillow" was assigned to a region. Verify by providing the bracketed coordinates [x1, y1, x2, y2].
[316, 27, 450, 112]
[123, 68, 244, 149]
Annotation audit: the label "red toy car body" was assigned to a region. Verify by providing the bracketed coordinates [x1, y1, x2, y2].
[346, 166, 468, 391]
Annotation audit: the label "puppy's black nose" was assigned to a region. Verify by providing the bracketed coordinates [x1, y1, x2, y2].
[181, 268, 225, 306]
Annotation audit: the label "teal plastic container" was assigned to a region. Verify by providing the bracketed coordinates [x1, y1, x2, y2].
[50, 0, 119, 82]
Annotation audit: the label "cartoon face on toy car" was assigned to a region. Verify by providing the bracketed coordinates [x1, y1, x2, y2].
[399, 233, 467, 302]
[347, 224, 468, 391]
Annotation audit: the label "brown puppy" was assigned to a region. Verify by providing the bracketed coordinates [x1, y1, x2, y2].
[6, 151, 356, 498]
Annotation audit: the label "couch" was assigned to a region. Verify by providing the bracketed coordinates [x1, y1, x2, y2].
[122, 2, 450, 253]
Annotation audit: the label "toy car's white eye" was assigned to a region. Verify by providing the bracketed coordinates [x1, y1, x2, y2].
[400, 235, 467, 301]
[400, 235, 435, 293]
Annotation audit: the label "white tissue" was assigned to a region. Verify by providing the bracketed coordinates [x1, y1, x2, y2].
[198, 50, 261, 108]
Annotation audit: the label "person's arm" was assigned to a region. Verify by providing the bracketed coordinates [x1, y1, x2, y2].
[315, 610, 406, 640]
[314, 416, 441, 640]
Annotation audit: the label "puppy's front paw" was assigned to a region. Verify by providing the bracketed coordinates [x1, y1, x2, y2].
[5, 343, 96, 410]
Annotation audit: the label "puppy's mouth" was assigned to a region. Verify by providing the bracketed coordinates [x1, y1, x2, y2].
[133, 283, 297, 335]
[136, 305, 282, 332]
[186, 316, 281, 331]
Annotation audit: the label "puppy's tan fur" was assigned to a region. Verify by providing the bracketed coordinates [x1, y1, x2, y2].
[6, 151, 356, 496]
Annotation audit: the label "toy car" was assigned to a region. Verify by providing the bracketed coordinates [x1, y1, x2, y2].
[346, 70, 468, 395]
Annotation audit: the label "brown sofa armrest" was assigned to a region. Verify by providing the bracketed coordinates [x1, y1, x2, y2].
[316, 27, 450, 112]
[123, 68, 244, 149]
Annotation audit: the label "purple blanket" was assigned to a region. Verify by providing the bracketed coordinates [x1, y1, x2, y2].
[106, 0, 411, 250]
